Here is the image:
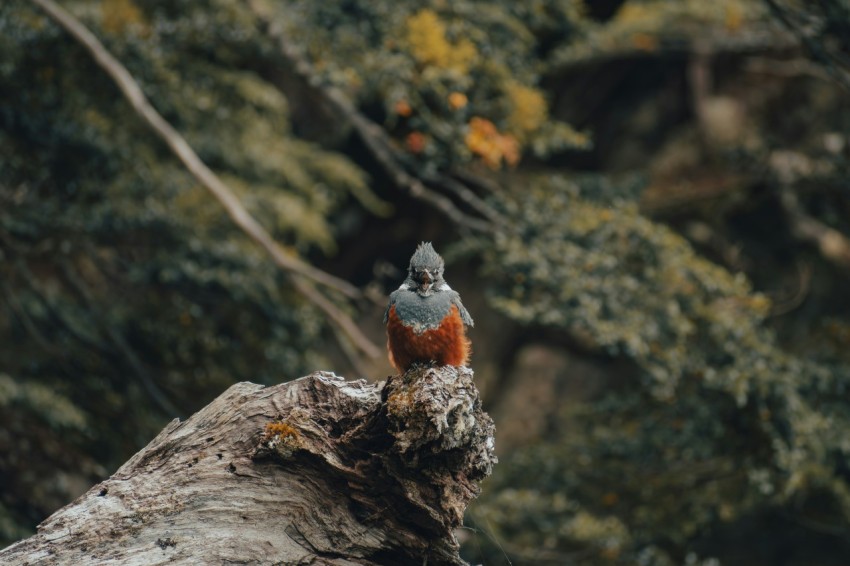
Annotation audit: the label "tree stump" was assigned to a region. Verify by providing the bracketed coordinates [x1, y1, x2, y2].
[0, 366, 496, 565]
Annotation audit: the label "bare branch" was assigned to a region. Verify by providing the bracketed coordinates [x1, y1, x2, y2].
[422, 173, 507, 226]
[29, 0, 380, 358]
[450, 169, 505, 196]
[291, 276, 381, 360]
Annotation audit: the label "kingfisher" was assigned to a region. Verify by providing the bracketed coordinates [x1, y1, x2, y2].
[383, 242, 474, 373]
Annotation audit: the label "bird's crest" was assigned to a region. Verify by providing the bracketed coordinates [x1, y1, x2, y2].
[409, 242, 444, 271]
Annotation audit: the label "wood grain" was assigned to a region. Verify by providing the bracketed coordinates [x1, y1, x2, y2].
[0, 366, 495, 565]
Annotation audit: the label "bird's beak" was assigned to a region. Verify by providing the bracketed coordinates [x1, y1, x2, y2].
[419, 270, 432, 293]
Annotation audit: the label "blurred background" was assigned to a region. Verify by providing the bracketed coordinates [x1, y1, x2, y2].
[2, 0, 850, 564]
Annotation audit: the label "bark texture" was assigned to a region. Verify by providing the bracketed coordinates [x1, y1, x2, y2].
[0, 366, 496, 565]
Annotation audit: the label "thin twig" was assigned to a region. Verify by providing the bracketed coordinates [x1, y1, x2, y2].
[249, 2, 494, 234]
[29, 0, 380, 358]
[291, 276, 381, 360]
[422, 173, 506, 225]
[450, 169, 504, 196]
[29, 0, 356, 298]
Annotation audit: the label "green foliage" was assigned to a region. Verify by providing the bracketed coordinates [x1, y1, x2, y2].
[468, 174, 850, 563]
[0, 0, 384, 545]
[0, 374, 87, 432]
[279, 0, 589, 170]
[0, 373, 102, 546]
[3, 0, 850, 563]
[481, 175, 776, 398]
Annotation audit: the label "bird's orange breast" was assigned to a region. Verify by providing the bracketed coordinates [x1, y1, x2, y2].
[386, 304, 470, 373]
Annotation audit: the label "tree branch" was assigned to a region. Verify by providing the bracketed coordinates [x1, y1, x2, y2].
[422, 173, 507, 226]
[29, 0, 380, 359]
[291, 276, 381, 360]
[0, 366, 497, 564]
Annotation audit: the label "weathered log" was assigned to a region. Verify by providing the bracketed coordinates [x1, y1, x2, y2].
[0, 366, 496, 565]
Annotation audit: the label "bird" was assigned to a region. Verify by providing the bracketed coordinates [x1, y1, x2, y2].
[383, 242, 474, 373]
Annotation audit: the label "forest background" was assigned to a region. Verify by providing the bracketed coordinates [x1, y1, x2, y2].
[2, 0, 850, 564]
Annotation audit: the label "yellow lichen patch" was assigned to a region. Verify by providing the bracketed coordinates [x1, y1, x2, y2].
[101, 0, 149, 35]
[263, 421, 303, 459]
[387, 390, 415, 419]
[406, 9, 478, 73]
[505, 82, 547, 140]
[465, 117, 520, 169]
[264, 421, 299, 441]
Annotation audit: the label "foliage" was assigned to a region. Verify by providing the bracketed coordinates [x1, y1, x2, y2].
[467, 175, 850, 563]
[279, 0, 590, 171]
[3, 0, 850, 564]
[0, 0, 383, 545]
[0, 373, 101, 544]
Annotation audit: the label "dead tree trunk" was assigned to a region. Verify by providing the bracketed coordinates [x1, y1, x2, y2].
[0, 366, 496, 565]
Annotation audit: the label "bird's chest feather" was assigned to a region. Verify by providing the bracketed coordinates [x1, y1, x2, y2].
[390, 291, 455, 334]
[386, 304, 466, 361]
[385, 290, 471, 371]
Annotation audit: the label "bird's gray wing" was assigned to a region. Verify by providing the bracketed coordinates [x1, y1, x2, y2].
[451, 292, 474, 327]
[383, 292, 397, 324]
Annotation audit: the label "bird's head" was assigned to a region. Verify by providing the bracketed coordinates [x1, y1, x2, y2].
[407, 242, 445, 296]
